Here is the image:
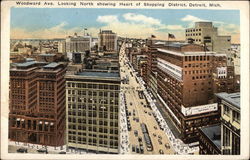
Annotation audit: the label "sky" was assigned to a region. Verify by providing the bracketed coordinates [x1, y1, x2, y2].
[11, 8, 240, 43]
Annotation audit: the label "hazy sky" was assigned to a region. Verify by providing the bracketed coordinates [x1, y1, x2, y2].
[11, 8, 240, 43]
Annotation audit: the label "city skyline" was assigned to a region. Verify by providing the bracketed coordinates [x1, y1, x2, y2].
[11, 8, 240, 43]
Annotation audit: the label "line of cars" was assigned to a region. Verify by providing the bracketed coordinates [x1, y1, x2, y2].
[123, 95, 132, 131]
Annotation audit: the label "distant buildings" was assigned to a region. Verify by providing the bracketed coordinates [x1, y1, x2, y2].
[98, 30, 117, 51]
[65, 70, 120, 153]
[9, 61, 67, 146]
[185, 22, 231, 54]
[216, 92, 240, 155]
[145, 41, 236, 143]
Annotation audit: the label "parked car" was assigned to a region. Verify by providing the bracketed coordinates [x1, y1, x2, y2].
[158, 135, 162, 139]
[37, 148, 47, 153]
[59, 151, 66, 154]
[165, 143, 170, 149]
[16, 147, 27, 153]
[158, 139, 162, 145]
[134, 130, 138, 137]
[159, 149, 164, 154]
[132, 145, 136, 152]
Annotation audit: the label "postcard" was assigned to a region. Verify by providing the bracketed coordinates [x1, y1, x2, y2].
[1, 0, 249, 160]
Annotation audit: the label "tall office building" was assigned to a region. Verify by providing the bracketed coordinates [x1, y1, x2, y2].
[216, 92, 240, 155]
[66, 70, 120, 153]
[98, 30, 117, 51]
[9, 61, 67, 146]
[185, 22, 231, 54]
[66, 33, 91, 53]
[146, 41, 235, 143]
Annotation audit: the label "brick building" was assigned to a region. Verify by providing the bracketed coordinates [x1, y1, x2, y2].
[146, 41, 235, 143]
[9, 61, 67, 146]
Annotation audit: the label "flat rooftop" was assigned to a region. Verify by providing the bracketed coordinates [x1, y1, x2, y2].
[200, 124, 221, 149]
[43, 62, 60, 69]
[77, 71, 119, 78]
[216, 92, 240, 109]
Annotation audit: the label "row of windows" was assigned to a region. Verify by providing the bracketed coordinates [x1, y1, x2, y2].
[67, 97, 119, 105]
[192, 75, 212, 80]
[184, 70, 212, 75]
[68, 132, 119, 140]
[68, 118, 118, 126]
[68, 111, 119, 119]
[186, 33, 201, 36]
[223, 105, 240, 123]
[185, 56, 210, 62]
[67, 83, 119, 90]
[68, 104, 118, 112]
[68, 90, 119, 97]
[186, 28, 202, 32]
[68, 126, 118, 134]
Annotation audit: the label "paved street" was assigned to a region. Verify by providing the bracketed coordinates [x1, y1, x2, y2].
[119, 43, 175, 155]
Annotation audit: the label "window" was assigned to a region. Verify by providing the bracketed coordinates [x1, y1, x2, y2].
[224, 105, 230, 116]
[233, 111, 240, 123]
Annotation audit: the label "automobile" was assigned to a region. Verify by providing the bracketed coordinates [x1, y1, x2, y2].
[158, 139, 162, 145]
[153, 133, 156, 137]
[159, 149, 164, 154]
[132, 145, 136, 152]
[140, 102, 143, 105]
[144, 110, 147, 114]
[140, 146, 144, 153]
[59, 151, 66, 154]
[130, 102, 132, 105]
[16, 147, 28, 153]
[138, 137, 142, 142]
[148, 112, 152, 116]
[158, 135, 162, 139]
[165, 143, 170, 149]
[134, 130, 138, 137]
[136, 145, 140, 153]
[154, 126, 157, 130]
[37, 148, 47, 153]
[136, 118, 139, 122]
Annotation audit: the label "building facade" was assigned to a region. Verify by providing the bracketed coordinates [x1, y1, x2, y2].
[185, 22, 231, 54]
[66, 33, 91, 53]
[146, 41, 235, 143]
[98, 30, 117, 51]
[65, 71, 120, 153]
[216, 92, 240, 155]
[9, 62, 67, 146]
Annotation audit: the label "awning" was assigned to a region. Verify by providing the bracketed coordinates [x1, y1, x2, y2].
[50, 122, 54, 126]
[39, 121, 43, 124]
[16, 118, 20, 121]
[21, 119, 25, 121]
[45, 122, 48, 125]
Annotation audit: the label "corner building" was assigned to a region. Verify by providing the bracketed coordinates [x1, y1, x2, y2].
[147, 42, 234, 143]
[216, 92, 240, 155]
[9, 62, 67, 146]
[66, 71, 120, 153]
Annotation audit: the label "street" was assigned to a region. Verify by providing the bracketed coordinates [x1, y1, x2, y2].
[119, 43, 175, 154]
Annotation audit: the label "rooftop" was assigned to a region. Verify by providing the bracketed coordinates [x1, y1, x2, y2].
[39, 53, 56, 56]
[43, 62, 60, 69]
[216, 92, 240, 109]
[200, 124, 221, 149]
[77, 71, 119, 78]
[15, 61, 36, 67]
